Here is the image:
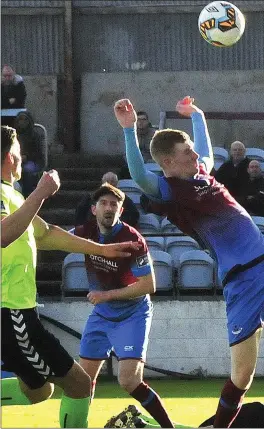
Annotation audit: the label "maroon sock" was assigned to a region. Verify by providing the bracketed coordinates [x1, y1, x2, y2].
[130, 382, 174, 428]
[214, 378, 246, 428]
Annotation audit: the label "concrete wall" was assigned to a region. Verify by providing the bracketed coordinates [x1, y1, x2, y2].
[23, 76, 58, 146]
[81, 70, 264, 155]
[40, 300, 264, 378]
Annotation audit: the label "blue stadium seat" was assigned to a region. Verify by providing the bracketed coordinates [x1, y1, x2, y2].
[138, 213, 161, 234]
[145, 236, 165, 252]
[145, 162, 162, 175]
[149, 250, 173, 291]
[118, 179, 141, 193]
[161, 218, 182, 235]
[178, 250, 215, 290]
[62, 253, 89, 295]
[213, 147, 229, 170]
[251, 216, 264, 233]
[246, 148, 264, 163]
[165, 236, 200, 268]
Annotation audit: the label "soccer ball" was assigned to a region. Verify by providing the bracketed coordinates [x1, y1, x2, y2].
[198, 1, 245, 47]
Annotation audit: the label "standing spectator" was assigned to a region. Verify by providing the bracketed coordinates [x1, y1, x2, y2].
[14, 111, 47, 197]
[120, 111, 157, 179]
[1, 65, 27, 109]
[137, 111, 157, 162]
[214, 141, 250, 199]
[236, 160, 264, 216]
[75, 171, 140, 227]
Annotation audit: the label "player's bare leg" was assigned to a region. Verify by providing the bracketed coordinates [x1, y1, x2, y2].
[118, 359, 174, 428]
[214, 327, 263, 427]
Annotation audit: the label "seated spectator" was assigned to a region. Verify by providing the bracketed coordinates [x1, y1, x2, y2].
[236, 160, 264, 216]
[119, 110, 157, 179]
[214, 141, 250, 199]
[75, 171, 140, 227]
[1, 64, 27, 109]
[14, 111, 47, 197]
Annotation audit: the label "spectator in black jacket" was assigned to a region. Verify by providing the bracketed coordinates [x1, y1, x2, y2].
[214, 141, 250, 199]
[236, 160, 264, 216]
[1, 65, 27, 109]
[75, 171, 140, 228]
[14, 111, 47, 197]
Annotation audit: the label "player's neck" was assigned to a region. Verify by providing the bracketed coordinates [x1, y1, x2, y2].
[1, 169, 14, 186]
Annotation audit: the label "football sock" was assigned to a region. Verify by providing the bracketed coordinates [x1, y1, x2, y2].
[1, 377, 32, 405]
[130, 382, 174, 428]
[214, 378, 246, 428]
[59, 394, 90, 428]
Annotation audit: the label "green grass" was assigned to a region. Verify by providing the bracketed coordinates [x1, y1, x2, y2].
[2, 378, 263, 428]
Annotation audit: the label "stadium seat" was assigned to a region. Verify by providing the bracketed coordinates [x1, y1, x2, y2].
[246, 147, 264, 162]
[251, 216, 264, 233]
[145, 162, 162, 175]
[149, 250, 173, 291]
[138, 213, 161, 234]
[145, 236, 165, 252]
[62, 253, 89, 295]
[213, 147, 229, 171]
[117, 179, 141, 193]
[161, 218, 182, 235]
[178, 250, 215, 290]
[165, 236, 200, 268]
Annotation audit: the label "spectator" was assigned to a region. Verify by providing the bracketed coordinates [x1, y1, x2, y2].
[136, 111, 157, 162]
[119, 111, 157, 179]
[214, 141, 250, 198]
[75, 171, 140, 227]
[236, 160, 264, 216]
[14, 111, 47, 197]
[1, 64, 27, 109]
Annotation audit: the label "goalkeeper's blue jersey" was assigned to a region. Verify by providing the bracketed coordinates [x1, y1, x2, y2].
[74, 221, 152, 321]
[152, 164, 264, 282]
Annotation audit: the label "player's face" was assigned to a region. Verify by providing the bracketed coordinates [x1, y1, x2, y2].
[10, 138, 22, 181]
[93, 194, 123, 231]
[165, 141, 199, 178]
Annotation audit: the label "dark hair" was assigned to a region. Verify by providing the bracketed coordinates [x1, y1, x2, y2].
[137, 111, 149, 120]
[92, 183, 125, 205]
[150, 129, 190, 165]
[1, 126, 17, 164]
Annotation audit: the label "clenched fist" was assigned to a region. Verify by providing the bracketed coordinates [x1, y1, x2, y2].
[35, 170, 61, 200]
[114, 99, 137, 128]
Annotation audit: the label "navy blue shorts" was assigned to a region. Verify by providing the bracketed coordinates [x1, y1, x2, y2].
[80, 304, 153, 361]
[224, 261, 264, 346]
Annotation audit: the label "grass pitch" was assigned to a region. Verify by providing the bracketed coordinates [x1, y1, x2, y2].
[2, 378, 263, 428]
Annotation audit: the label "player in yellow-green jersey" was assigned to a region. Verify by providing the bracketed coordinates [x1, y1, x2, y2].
[1, 125, 142, 428]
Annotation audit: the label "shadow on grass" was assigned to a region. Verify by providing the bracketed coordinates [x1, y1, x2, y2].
[51, 378, 264, 400]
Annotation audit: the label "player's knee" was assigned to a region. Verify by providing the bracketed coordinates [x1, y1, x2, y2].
[62, 362, 91, 398]
[118, 373, 140, 393]
[22, 382, 54, 404]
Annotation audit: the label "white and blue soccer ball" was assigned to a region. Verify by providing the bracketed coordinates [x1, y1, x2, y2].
[198, 1, 245, 47]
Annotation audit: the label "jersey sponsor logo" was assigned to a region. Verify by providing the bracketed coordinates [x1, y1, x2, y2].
[89, 254, 118, 271]
[232, 325, 243, 335]
[124, 345, 134, 351]
[1, 200, 6, 211]
[136, 254, 149, 268]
